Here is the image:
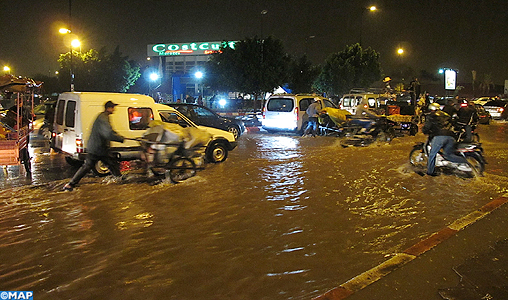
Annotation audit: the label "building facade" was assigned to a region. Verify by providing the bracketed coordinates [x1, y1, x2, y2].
[146, 41, 235, 103]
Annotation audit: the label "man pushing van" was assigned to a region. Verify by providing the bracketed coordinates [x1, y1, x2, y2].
[63, 101, 125, 191]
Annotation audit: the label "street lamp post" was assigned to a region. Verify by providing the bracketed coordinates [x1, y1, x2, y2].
[59, 28, 78, 91]
[397, 47, 404, 81]
[359, 5, 377, 45]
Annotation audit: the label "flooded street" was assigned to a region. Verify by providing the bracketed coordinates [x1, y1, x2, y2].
[1, 123, 508, 299]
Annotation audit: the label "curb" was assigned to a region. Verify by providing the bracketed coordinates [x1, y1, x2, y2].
[312, 194, 508, 300]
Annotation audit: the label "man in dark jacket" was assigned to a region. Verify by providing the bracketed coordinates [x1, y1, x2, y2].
[422, 103, 468, 176]
[63, 101, 125, 191]
[456, 101, 479, 142]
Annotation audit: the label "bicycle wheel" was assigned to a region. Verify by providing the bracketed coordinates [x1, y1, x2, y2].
[169, 157, 196, 183]
[409, 145, 427, 168]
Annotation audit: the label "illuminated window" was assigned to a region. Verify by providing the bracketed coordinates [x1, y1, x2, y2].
[128, 108, 153, 130]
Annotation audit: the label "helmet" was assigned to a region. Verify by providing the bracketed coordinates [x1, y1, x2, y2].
[428, 103, 441, 111]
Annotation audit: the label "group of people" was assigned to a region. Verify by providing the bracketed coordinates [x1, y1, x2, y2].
[303, 97, 380, 137]
[62, 96, 480, 191]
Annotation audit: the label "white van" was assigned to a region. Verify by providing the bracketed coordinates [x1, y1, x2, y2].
[51, 92, 236, 174]
[339, 92, 384, 115]
[261, 94, 336, 133]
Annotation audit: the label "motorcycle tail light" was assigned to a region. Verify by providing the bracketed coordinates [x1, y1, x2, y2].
[76, 139, 84, 153]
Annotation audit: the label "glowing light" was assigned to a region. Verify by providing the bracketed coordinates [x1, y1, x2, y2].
[149, 73, 159, 81]
[59, 28, 71, 34]
[218, 98, 227, 107]
[195, 71, 203, 79]
[397, 48, 404, 55]
[71, 39, 81, 48]
[369, 6, 377, 11]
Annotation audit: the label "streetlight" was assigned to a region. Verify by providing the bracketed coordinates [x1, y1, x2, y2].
[396, 47, 405, 81]
[59, 27, 78, 91]
[3, 66, 10, 74]
[194, 71, 204, 100]
[359, 5, 378, 45]
[260, 10, 268, 39]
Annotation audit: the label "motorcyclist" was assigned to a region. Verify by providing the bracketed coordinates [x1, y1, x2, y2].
[456, 100, 479, 142]
[350, 98, 381, 133]
[422, 103, 469, 176]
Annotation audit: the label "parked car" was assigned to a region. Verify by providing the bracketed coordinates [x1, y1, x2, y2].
[473, 97, 495, 106]
[473, 104, 492, 124]
[165, 103, 245, 139]
[261, 94, 336, 134]
[482, 100, 508, 119]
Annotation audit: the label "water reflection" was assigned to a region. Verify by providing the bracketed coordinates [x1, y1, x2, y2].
[1, 125, 508, 299]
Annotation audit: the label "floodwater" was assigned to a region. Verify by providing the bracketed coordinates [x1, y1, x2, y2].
[1, 123, 508, 300]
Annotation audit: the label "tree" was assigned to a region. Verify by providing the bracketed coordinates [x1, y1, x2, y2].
[206, 37, 290, 110]
[314, 43, 381, 96]
[58, 46, 141, 92]
[287, 55, 321, 94]
[479, 73, 494, 94]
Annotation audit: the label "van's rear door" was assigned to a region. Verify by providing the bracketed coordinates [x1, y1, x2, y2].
[52, 96, 79, 155]
[61, 100, 78, 155]
[52, 99, 66, 151]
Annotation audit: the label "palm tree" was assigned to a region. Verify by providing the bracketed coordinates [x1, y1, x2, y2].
[479, 74, 494, 94]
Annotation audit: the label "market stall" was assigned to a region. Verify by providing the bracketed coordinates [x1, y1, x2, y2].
[0, 74, 43, 173]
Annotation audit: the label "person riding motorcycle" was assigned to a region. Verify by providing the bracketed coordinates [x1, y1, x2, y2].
[350, 99, 380, 133]
[456, 100, 479, 142]
[422, 102, 469, 176]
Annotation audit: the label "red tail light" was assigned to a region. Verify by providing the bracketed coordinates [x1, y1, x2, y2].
[499, 107, 504, 112]
[262, 106, 266, 119]
[460, 103, 468, 107]
[76, 139, 84, 153]
[295, 107, 299, 120]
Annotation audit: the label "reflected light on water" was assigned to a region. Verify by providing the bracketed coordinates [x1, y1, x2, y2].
[257, 136, 300, 160]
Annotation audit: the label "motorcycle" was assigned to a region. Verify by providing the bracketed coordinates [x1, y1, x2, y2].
[409, 139, 485, 177]
[339, 116, 397, 147]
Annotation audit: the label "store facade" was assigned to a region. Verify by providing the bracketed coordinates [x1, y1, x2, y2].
[146, 41, 235, 103]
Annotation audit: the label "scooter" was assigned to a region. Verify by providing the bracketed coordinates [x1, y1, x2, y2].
[409, 139, 486, 177]
[339, 116, 397, 147]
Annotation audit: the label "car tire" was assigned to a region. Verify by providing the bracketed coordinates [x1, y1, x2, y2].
[206, 142, 228, 163]
[92, 160, 111, 177]
[228, 126, 240, 139]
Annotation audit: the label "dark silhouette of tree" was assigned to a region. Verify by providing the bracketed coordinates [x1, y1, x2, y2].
[314, 43, 381, 96]
[206, 37, 290, 110]
[287, 55, 321, 94]
[58, 46, 140, 92]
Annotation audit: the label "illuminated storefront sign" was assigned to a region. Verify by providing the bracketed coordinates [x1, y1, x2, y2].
[147, 41, 236, 56]
[444, 69, 457, 90]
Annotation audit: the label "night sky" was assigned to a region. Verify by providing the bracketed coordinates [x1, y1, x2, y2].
[1, 0, 507, 85]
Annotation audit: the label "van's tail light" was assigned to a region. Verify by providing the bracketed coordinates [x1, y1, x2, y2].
[294, 107, 299, 120]
[262, 106, 266, 119]
[499, 107, 504, 113]
[76, 139, 84, 153]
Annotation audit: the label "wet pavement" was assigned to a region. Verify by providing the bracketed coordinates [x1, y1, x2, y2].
[0, 122, 507, 299]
